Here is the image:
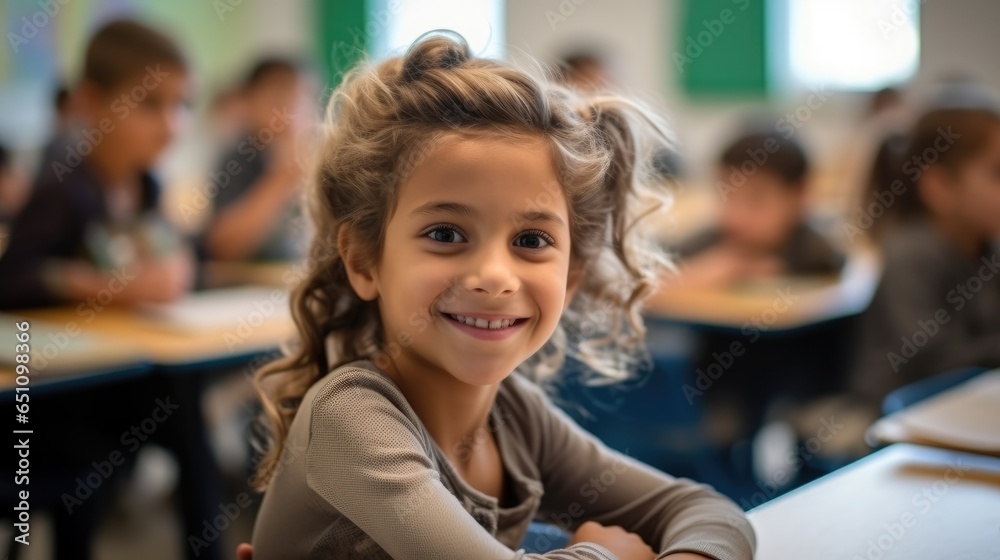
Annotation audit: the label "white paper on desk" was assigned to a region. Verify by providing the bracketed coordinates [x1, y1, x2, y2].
[891, 370, 1000, 455]
[138, 287, 291, 332]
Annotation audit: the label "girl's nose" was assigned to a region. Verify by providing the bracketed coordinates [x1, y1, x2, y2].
[460, 243, 520, 297]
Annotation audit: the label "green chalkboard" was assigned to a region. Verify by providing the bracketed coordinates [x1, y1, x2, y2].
[675, 0, 769, 98]
[315, 0, 368, 89]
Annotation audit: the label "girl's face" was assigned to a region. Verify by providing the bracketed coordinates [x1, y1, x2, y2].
[363, 134, 575, 386]
[951, 125, 1000, 238]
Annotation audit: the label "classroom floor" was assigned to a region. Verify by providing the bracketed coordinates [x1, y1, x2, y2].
[5, 495, 254, 560]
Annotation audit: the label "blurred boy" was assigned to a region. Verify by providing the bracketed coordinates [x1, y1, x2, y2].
[675, 132, 844, 287]
[200, 57, 309, 262]
[0, 20, 193, 309]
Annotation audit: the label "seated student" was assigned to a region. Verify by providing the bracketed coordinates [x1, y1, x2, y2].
[673, 132, 845, 288]
[0, 20, 192, 310]
[852, 101, 1000, 408]
[247, 34, 755, 560]
[199, 57, 309, 262]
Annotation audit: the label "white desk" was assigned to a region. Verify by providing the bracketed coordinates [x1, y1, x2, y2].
[749, 444, 1000, 559]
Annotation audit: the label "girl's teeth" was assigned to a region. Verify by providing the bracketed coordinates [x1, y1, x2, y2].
[449, 314, 516, 330]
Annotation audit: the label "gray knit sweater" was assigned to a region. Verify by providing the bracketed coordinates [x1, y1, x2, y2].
[251, 360, 756, 559]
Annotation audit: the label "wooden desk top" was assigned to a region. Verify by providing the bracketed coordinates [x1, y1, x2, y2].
[201, 261, 303, 289]
[748, 444, 1000, 559]
[644, 251, 880, 330]
[0, 314, 149, 391]
[7, 287, 296, 370]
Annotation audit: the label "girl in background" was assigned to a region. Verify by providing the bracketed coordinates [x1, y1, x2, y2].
[853, 99, 1000, 407]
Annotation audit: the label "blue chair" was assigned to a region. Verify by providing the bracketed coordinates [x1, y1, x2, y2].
[520, 521, 570, 553]
[550, 323, 708, 477]
[881, 366, 989, 415]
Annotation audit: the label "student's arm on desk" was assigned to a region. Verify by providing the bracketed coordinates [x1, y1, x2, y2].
[513, 377, 755, 560]
[667, 246, 782, 290]
[48, 250, 193, 305]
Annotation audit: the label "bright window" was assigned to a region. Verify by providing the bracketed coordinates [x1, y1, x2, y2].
[368, 0, 505, 60]
[786, 0, 919, 90]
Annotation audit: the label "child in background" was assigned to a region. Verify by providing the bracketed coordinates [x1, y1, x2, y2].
[248, 34, 754, 560]
[852, 103, 1000, 406]
[673, 132, 844, 288]
[0, 20, 193, 309]
[199, 57, 309, 262]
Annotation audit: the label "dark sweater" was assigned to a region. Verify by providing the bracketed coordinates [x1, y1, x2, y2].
[0, 160, 160, 309]
[851, 220, 1000, 404]
[675, 222, 846, 276]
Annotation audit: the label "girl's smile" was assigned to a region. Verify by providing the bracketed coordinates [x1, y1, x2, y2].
[439, 310, 531, 341]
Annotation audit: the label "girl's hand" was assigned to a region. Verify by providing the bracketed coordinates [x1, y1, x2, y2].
[568, 521, 656, 560]
[236, 543, 253, 560]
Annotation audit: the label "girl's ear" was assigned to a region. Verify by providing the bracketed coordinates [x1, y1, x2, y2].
[338, 227, 379, 301]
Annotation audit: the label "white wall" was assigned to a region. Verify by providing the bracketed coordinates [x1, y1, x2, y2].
[915, 0, 1000, 93]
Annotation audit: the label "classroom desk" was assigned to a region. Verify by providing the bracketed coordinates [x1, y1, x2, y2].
[201, 260, 301, 289]
[868, 370, 1000, 457]
[1, 289, 294, 560]
[748, 444, 1000, 559]
[10, 287, 296, 372]
[0, 313, 150, 396]
[643, 250, 880, 331]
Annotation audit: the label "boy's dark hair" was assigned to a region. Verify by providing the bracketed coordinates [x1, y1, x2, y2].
[0, 142, 9, 170]
[243, 57, 301, 90]
[83, 20, 186, 90]
[718, 132, 810, 188]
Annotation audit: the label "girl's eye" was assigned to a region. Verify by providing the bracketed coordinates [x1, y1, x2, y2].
[425, 226, 466, 243]
[514, 230, 555, 249]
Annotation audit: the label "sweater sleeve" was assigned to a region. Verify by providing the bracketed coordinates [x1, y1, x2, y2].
[515, 377, 756, 560]
[0, 180, 79, 309]
[298, 371, 624, 560]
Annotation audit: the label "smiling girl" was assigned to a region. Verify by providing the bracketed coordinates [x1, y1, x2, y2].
[248, 33, 755, 560]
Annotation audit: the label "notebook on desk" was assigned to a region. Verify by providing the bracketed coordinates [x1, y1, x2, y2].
[868, 370, 1000, 456]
